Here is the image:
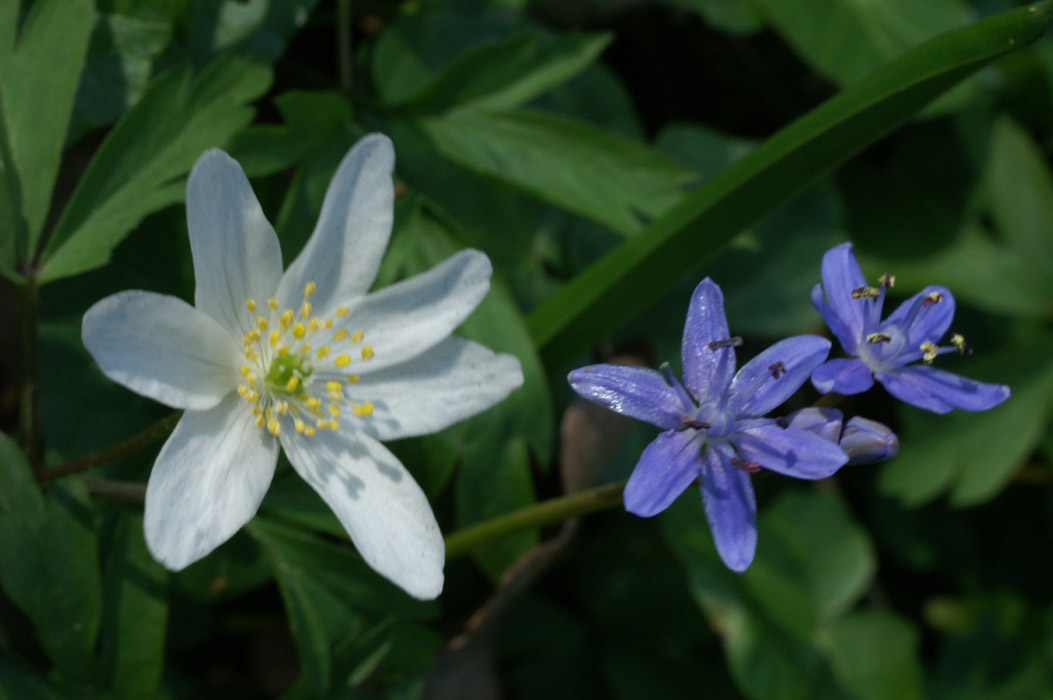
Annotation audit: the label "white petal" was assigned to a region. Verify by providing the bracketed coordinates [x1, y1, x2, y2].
[350, 336, 523, 441]
[188, 149, 283, 337]
[323, 249, 492, 375]
[276, 134, 395, 314]
[280, 428, 444, 599]
[144, 394, 279, 570]
[82, 290, 241, 410]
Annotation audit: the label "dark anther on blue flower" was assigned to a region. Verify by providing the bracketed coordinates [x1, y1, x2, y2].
[922, 291, 944, 306]
[851, 286, 881, 299]
[731, 457, 762, 473]
[950, 333, 972, 356]
[768, 361, 786, 379]
[879, 273, 895, 289]
[775, 416, 789, 429]
[866, 332, 892, 344]
[708, 337, 743, 351]
[681, 417, 711, 430]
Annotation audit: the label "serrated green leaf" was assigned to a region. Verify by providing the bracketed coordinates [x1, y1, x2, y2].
[419, 107, 696, 236]
[385, 31, 612, 113]
[97, 512, 168, 700]
[39, 55, 272, 283]
[0, 0, 94, 258]
[879, 340, 1053, 507]
[0, 434, 101, 688]
[527, 1, 1053, 365]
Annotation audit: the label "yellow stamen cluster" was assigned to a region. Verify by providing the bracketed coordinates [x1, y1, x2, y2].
[234, 281, 378, 439]
[852, 286, 881, 300]
[866, 332, 892, 344]
[920, 341, 938, 364]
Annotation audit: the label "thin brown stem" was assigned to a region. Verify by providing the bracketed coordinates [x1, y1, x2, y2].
[39, 412, 181, 481]
[337, 0, 353, 93]
[82, 476, 146, 503]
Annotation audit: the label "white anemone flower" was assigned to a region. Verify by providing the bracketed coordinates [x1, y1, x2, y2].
[82, 134, 523, 599]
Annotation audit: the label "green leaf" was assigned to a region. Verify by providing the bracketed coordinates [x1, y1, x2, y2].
[97, 512, 168, 700]
[661, 489, 889, 700]
[0, 0, 94, 257]
[817, 611, 926, 700]
[661, 0, 765, 35]
[246, 519, 434, 697]
[384, 31, 613, 113]
[0, 434, 101, 688]
[527, 1, 1053, 365]
[0, 658, 64, 700]
[879, 339, 1053, 507]
[39, 55, 272, 283]
[753, 0, 974, 87]
[187, 0, 320, 64]
[418, 107, 697, 236]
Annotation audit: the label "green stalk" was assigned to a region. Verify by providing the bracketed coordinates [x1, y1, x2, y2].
[445, 481, 626, 558]
[16, 270, 42, 472]
[40, 411, 181, 481]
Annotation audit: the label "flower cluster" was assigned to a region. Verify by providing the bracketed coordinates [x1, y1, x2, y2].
[83, 135, 523, 600]
[568, 244, 1008, 572]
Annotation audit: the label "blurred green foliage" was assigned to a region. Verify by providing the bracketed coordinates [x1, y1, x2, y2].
[2, 0, 1053, 698]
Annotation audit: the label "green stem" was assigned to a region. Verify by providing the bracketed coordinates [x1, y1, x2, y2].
[337, 0, 353, 93]
[445, 481, 626, 559]
[39, 412, 181, 481]
[813, 392, 842, 408]
[17, 270, 42, 473]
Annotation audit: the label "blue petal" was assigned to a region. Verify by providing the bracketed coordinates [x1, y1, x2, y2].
[700, 442, 756, 573]
[819, 243, 868, 351]
[624, 429, 703, 517]
[732, 420, 848, 479]
[568, 364, 687, 429]
[811, 283, 860, 355]
[811, 358, 874, 395]
[880, 285, 954, 348]
[731, 335, 831, 416]
[840, 416, 899, 464]
[681, 278, 736, 402]
[877, 366, 1010, 414]
[784, 407, 843, 444]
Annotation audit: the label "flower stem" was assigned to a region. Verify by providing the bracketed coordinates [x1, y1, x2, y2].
[17, 271, 43, 473]
[445, 481, 626, 559]
[813, 392, 842, 408]
[81, 476, 147, 503]
[337, 0, 353, 93]
[39, 412, 181, 481]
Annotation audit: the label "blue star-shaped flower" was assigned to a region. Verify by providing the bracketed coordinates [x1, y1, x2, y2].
[810, 243, 1010, 413]
[568, 278, 848, 572]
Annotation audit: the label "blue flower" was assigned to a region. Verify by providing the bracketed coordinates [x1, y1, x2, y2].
[781, 407, 899, 465]
[568, 278, 848, 572]
[810, 243, 1010, 414]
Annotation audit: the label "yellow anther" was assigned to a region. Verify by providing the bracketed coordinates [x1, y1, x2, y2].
[306, 397, 321, 410]
[255, 415, 266, 428]
[851, 286, 881, 300]
[267, 419, 281, 436]
[361, 346, 374, 360]
[251, 406, 261, 416]
[333, 329, 349, 341]
[302, 344, 312, 354]
[277, 344, 290, 357]
[352, 402, 374, 417]
[246, 329, 260, 341]
[285, 376, 300, 392]
[292, 323, 306, 339]
[866, 332, 891, 344]
[301, 302, 312, 319]
[316, 346, 330, 359]
[346, 374, 359, 384]
[325, 319, 333, 328]
[316, 418, 327, 429]
[304, 425, 316, 437]
[246, 299, 257, 312]
[240, 365, 251, 377]
[328, 392, 341, 402]
[265, 407, 274, 421]
[294, 419, 305, 433]
[304, 281, 316, 298]
[257, 317, 268, 331]
[921, 341, 938, 364]
[336, 306, 349, 317]
[270, 330, 279, 348]
[237, 385, 248, 397]
[336, 354, 351, 367]
[277, 401, 288, 415]
[328, 405, 341, 417]
[926, 291, 944, 304]
[268, 298, 279, 310]
[246, 374, 257, 386]
[307, 319, 320, 332]
[280, 309, 294, 327]
[351, 330, 364, 343]
[327, 419, 339, 431]
[247, 391, 259, 403]
[326, 381, 342, 392]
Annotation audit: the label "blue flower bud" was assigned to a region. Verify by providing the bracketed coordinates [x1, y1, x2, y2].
[839, 416, 899, 464]
[783, 407, 843, 443]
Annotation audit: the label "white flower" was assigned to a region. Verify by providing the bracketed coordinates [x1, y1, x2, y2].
[81, 134, 523, 599]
